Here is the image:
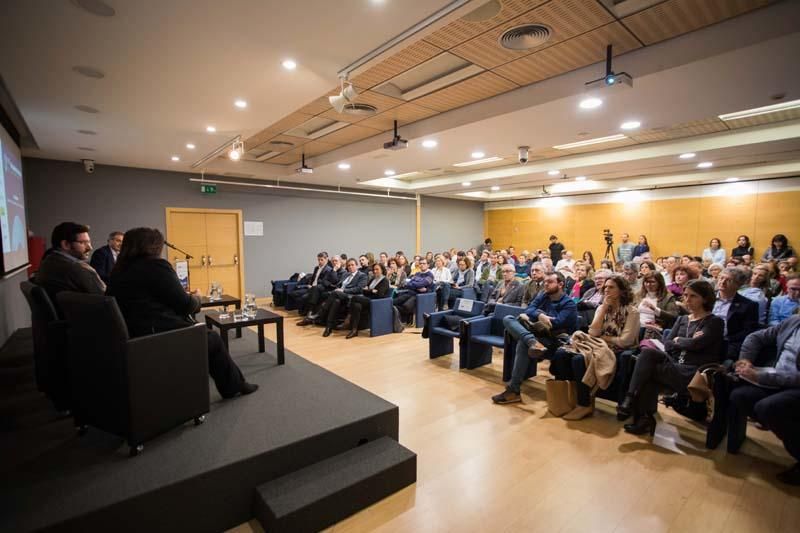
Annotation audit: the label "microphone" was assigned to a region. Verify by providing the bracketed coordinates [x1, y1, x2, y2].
[164, 240, 193, 260]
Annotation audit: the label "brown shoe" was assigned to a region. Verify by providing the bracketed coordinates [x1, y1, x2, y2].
[527, 340, 547, 359]
[491, 389, 521, 404]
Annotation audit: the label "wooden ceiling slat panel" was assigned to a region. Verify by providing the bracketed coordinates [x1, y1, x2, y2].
[559, 137, 638, 154]
[623, 0, 774, 45]
[314, 124, 382, 146]
[349, 40, 444, 90]
[450, 0, 614, 69]
[318, 90, 406, 124]
[250, 134, 310, 155]
[629, 118, 729, 143]
[492, 22, 640, 86]
[423, 0, 548, 50]
[357, 103, 440, 132]
[411, 71, 518, 113]
[244, 112, 314, 149]
[724, 107, 800, 129]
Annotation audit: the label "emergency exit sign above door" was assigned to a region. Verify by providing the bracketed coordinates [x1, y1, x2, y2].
[200, 184, 217, 194]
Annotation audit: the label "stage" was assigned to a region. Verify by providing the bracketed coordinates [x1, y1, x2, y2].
[0, 326, 415, 532]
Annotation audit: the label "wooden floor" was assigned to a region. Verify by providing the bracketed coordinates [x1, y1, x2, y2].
[229, 306, 800, 533]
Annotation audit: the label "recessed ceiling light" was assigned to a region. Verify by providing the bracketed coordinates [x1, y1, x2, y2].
[725, 177, 740, 182]
[491, 185, 500, 191]
[697, 162, 713, 168]
[282, 59, 297, 70]
[575, 176, 587, 181]
[338, 163, 351, 170]
[553, 134, 627, 150]
[547, 170, 560, 176]
[186, 143, 196, 150]
[620, 120, 641, 130]
[453, 156, 503, 167]
[579, 97, 602, 110]
[206, 126, 216, 133]
[171, 155, 180, 162]
[679, 152, 696, 159]
[462, 182, 471, 187]
[234, 99, 247, 109]
[421, 139, 438, 148]
[471, 151, 486, 159]
[617, 187, 628, 191]
[384, 169, 395, 176]
[718, 98, 800, 121]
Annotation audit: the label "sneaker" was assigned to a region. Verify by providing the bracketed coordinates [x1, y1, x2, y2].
[491, 389, 521, 404]
[777, 463, 800, 486]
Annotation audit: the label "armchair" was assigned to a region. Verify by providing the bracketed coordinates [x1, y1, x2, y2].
[425, 298, 485, 359]
[462, 304, 524, 370]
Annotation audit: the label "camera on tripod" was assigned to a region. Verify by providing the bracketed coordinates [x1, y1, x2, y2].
[603, 229, 614, 246]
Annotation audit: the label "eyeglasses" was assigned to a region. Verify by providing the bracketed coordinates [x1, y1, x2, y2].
[72, 240, 91, 245]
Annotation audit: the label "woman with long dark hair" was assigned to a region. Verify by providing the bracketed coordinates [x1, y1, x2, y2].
[107, 228, 258, 399]
[731, 235, 754, 258]
[633, 235, 649, 258]
[762, 234, 796, 261]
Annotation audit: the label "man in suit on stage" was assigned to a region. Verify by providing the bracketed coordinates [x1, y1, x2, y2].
[89, 231, 123, 284]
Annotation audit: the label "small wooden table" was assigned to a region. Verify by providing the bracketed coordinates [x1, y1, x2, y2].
[199, 294, 243, 337]
[204, 308, 285, 365]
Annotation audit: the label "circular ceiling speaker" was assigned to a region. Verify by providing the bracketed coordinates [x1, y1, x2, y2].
[461, 0, 501, 22]
[72, 66, 105, 79]
[342, 103, 377, 116]
[71, 0, 116, 17]
[75, 105, 100, 113]
[499, 24, 552, 50]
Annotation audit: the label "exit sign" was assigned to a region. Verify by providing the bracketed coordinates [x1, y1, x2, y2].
[200, 184, 217, 194]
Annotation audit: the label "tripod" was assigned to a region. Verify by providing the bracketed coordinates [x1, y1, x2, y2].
[604, 240, 616, 264]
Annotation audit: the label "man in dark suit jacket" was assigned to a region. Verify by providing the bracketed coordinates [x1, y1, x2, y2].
[288, 252, 332, 315]
[313, 258, 368, 336]
[89, 231, 123, 284]
[714, 267, 760, 358]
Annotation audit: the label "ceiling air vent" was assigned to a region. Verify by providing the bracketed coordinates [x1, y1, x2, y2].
[269, 140, 294, 147]
[343, 103, 377, 116]
[499, 24, 552, 50]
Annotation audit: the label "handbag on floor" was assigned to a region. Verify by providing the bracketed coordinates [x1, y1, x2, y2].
[545, 379, 577, 417]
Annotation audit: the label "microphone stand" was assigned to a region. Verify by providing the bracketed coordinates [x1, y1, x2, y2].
[164, 241, 193, 292]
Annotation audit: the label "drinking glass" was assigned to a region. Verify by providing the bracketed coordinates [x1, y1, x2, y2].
[233, 310, 244, 322]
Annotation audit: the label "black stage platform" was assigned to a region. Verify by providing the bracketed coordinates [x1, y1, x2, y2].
[1, 326, 406, 532]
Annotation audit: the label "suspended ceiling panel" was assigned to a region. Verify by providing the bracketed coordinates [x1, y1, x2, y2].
[267, 139, 341, 165]
[622, 0, 775, 45]
[629, 118, 730, 143]
[315, 124, 382, 145]
[250, 134, 310, 154]
[350, 40, 444, 90]
[318, 89, 407, 124]
[723, 107, 800, 129]
[557, 136, 639, 154]
[356, 102, 440, 132]
[411, 71, 518, 113]
[244, 112, 315, 150]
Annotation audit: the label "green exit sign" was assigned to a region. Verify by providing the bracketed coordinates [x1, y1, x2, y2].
[200, 184, 217, 194]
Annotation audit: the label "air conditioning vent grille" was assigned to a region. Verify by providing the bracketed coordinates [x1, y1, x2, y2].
[499, 24, 552, 50]
[343, 103, 378, 116]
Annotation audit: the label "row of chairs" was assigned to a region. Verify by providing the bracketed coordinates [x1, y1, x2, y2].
[19, 281, 209, 456]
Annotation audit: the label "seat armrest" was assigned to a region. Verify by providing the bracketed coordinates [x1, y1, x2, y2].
[428, 310, 452, 329]
[467, 315, 492, 337]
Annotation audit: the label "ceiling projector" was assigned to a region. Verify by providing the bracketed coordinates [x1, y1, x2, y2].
[585, 44, 633, 90]
[383, 120, 408, 151]
[296, 153, 313, 174]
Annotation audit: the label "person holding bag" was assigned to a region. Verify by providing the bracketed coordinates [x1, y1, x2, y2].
[549, 275, 639, 420]
[618, 279, 724, 436]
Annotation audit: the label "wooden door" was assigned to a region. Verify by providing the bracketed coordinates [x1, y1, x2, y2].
[166, 211, 208, 294]
[205, 212, 242, 299]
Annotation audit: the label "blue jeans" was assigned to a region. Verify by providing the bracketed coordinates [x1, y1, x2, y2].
[503, 315, 537, 393]
[436, 282, 450, 310]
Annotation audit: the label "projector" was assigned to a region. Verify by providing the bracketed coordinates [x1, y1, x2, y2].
[383, 137, 408, 151]
[585, 71, 633, 90]
[296, 166, 313, 174]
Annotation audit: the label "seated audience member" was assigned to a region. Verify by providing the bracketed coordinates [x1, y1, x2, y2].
[515, 252, 531, 277]
[667, 264, 698, 298]
[622, 261, 641, 294]
[550, 275, 640, 420]
[484, 264, 524, 315]
[662, 256, 678, 284]
[540, 257, 554, 275]
[392, 258, 434, 325]
[316, 258, 368, 337]
[707, 262, 723, 283]
[425, 251, 434, 265]
[600, 259, 614, 272]
[568, 262, 594, 301]
[777, 260, 792, 294]
[739, 265, 771, 324]
[387, 258, 407, 289]
[763, 233, 796, 262]
[633, 235, 650, 258]
[617, 233, 636, 262]
[637, 272, 679, 339]
[582, 250, 596, 270]
[731, 235, 755, 259]
[508, 246, 518, 264]
[680, 255, 693, 266]
[548, 235, 565, 263]
[618, 280, 724, 434]
[449, 257, 476, 305]
[478, 252, 502, 287]
[357, 255, 371, 274]
[758, 260, 782, 297]
[89, 230, 123, 284]
[638, 260, 656, 277]
[703, 238, 726, 265]
[396, 254, 411, 275]
[723, 316, 800, 485]
[410, 255, 423, 275]
[713, 267, 760, 359]
[432, 255, 454, 310]
[343, 263, 390, 339]
[107, 228, 257, 398]
[576, 269, 611, 325]
[499, 249, 515, 266]
[555, 250, 576, 279]
[292, 252, 335, 319]
[522, 262, 547, 306]
[474, 250, 490, 276]
[768, 273, 800, 326]
[491, 272, 578, 404]
[35, 222, 106, 309]
[478, 238, 492, 254]
[379, 252, 389, 267]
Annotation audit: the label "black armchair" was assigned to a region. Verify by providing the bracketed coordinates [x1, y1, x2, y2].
[20, 280, 71, 412]
[57, 292, 210, 456]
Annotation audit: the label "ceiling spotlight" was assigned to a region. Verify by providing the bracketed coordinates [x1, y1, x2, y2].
[462, 182, 471, 187]
[186, 143, 196, 150]
[679, 152, 696, 159]
[171, 155, 180, 162]
[471, 151, 486, 159]
[620, 121, 641, 130]
[421, 139, 438, 148]
[384, 169, 396, 176]
[329, 78, 358, 113]
[338, 163, 351, 170]
[697, 162, 713, 168]
[206, 126, 216, 133]
[547, 170, 560, 176]
[491, 185, 500, 191]
[575, 176, 587, 181]
[228, 139, 244, 161]
[282, 59, 297, 70]
[725, 177, 740, 182]
[234, 99, 247, 109]
[579, 97, 602, 110]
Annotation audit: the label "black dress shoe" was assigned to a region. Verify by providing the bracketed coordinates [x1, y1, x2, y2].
[624, 413, 657, 436]
[240, 382, 259, 395]
[346, 330, 358, 339]
[617, 393, 635, 421]
[296, 318, 313, 326]
[322, 327, 332, 337]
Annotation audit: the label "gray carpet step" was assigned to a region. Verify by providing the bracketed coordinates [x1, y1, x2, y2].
[253, 436, 416, 533]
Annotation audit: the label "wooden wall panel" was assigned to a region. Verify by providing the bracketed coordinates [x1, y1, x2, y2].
[753, 191, 800, 258]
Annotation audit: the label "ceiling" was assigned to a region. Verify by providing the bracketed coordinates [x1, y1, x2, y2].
[2, 0, 800, 202]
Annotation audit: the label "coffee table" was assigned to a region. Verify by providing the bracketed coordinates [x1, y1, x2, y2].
[199, 294, 243, 337]
[204, 308, 285, 365]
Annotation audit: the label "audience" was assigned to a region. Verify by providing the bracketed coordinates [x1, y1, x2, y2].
[343, 263, 390, 339]
[768, 273, 800, 326]
[317, 258, 368, 337]
[636, 272, 679, 339]
[431, 255, 453, 310]
[576, 268, 611, 326]
[484, 264, 523, 315]
[582, 250, 596, 270]
[739, 265, 771, 324]
[89, 230, 123, 284]
[702, 238, 726, 265]
[548, 235, 564, 263]
[392, 258, 434, 325]
[522, 262, 547, 306]
[446, 257, 475, 307]
[568, 262, 594, 301]
[712, 267, 760, 359]
[731, 235, 754, 258]
[666, 264, 698, 298]
[387, 258, 407, 288]
[617, 233, 636, 262]
[633, 235, 650, 258]
[763, 233, 795, 261]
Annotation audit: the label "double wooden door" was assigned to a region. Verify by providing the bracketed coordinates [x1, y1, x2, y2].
[165, 208, 245, 298]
